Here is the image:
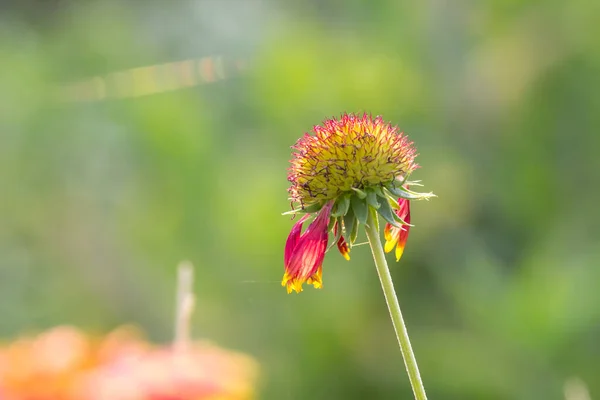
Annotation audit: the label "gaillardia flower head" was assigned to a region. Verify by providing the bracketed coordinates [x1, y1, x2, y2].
[282, 113, 434, 293]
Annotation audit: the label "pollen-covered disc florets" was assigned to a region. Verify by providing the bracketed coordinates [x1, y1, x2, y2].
[288, 113, 417, 208]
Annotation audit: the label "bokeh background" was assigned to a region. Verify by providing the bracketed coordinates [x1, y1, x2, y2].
[1, 0, 599, 399]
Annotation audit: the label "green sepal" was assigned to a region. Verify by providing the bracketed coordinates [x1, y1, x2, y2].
[281, 209, 302, 216]
[351, 187, 367, 199]
[374, 186, 394, 210]
[350, 214, 359, 243]
[336, 216, 344, 240]
[327, 216, 336, 232]
[343, 208, 356, 246]
[331, 194, 351, 218]
[386, 185, 436, 201]
[351, 195, 368, 225]
[386, 185, 418, 199]
[327, 216, 344, 252]
[405, 180, 424, 187]
[373, 186, 386, 197]
[394, 213, 412, 227]
[376, 195, 405, 229]
[281, 201, 324, 216]
[382, 189, 401, 210]
[366, 190, 381, 209]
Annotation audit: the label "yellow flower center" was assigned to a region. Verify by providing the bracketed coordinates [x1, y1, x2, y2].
[288, 113, 417, 207]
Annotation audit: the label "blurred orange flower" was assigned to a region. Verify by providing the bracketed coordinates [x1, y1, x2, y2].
[0, 326, 258, 400]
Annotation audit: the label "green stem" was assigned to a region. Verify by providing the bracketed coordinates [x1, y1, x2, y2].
[364, 208, 428, 400]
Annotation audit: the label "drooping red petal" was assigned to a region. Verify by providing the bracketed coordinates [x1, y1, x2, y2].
[284, 214, 309, 267]
[397, 197, 410, 221]
[383, 222, 399, 253]
[282, 202, 334, 293]
[333, 221, 351, 261]
[383, 197, 411, 261]
[394, 200, 411, 261]
[336, 236, 350, 261]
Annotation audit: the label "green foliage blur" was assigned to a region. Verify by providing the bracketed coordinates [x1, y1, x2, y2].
[1, 0, 600, 399]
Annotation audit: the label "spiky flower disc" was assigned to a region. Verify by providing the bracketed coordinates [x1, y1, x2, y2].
[288, 113, 417, 208]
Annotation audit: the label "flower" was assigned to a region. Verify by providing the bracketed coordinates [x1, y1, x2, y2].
[384, 197, 411, 261]
[0, 326, 259, 400]
[76, 340, 258, 400]
[283, 113, 434, 293]
[0, 326, 93, 400]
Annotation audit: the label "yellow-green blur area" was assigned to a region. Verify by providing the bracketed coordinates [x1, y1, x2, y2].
[1, 1, 599, 399]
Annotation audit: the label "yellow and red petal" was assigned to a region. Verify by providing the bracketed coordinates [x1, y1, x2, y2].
[282, 273, 305, 294]
[394, 225, 409, 261]
[383, 222, 394, 242]
[397, 198, 410, 220]
[306, 266, 323, 289]
[383, 197, 411, 261]
[284, 214, 309, 266]
[384, 224, 399, 253]
[282, 201, 333, 293]
[337, 235, 351, 261]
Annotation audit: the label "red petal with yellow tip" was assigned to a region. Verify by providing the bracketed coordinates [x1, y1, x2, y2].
[337, 236, 351, 261]
[282, 201, 334, 293]
[383, 198, 411, 261]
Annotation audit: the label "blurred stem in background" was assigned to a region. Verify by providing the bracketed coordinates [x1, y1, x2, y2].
[365, 208, 428, 400]
[174, 260, 195, 351]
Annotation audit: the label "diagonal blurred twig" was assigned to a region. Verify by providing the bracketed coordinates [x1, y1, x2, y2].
[174, 260, 195, 351]
[57, 55, 248, 102]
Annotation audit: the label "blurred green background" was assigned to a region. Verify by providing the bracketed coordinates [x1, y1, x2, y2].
[1, 0, 600, 399]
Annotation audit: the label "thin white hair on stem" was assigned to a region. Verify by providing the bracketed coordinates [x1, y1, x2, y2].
[174, 260, 195, 351]
[564, 377, 591, 400]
